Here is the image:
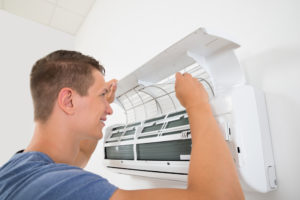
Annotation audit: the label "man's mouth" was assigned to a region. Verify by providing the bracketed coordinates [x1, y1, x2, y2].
[100, 118, 106, 126]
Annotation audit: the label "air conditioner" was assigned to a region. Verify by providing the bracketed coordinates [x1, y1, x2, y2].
[103, 28, 277, 193]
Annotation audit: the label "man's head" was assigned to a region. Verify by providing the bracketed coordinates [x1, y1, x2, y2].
[30, 50, 105, 123]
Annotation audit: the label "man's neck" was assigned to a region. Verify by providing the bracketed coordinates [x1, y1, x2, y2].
[25, 119, 81, 166]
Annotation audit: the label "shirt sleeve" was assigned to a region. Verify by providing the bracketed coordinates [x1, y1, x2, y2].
[13, 167, 118, 200]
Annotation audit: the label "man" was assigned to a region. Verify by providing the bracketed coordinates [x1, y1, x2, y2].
[0, 50, 244, 200]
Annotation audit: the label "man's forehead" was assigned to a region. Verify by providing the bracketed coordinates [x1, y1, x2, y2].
[90, 70, 106, 90]
[92, 69, 104, 81]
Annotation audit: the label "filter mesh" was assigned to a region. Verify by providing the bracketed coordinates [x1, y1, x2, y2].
[116, 63, 214, 124]
[105, 145, 134, 160]
[137, 140, 192, 161]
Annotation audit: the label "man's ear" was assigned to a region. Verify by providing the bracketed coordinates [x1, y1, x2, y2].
[58, 88, 75, 115]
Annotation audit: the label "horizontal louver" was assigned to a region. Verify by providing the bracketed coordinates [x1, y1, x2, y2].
[111, 132, 123, 138]
[142, 123, 163, 133]
[168, 110, 186, 118]
[166, 117, 189, 129]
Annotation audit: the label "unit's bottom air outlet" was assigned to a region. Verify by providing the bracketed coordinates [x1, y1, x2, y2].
[107, 166, 188, 175]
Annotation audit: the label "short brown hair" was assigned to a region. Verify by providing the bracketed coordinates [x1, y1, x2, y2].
[30, 50, 105, 122]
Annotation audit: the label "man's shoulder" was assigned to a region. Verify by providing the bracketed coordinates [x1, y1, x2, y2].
[0, 151, 117, 200]
[4, 151, 109, 183]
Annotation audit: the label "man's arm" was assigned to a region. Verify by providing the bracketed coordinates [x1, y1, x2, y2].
[110, 73, 244, 200]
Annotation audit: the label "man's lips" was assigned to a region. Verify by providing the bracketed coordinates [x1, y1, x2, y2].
[100, 117, 106, 126]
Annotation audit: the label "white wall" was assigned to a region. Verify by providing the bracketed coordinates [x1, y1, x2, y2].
[0, 10, 74, 165]
[75, 0, 300, 199]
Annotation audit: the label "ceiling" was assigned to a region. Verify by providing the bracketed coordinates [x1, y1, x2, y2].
[0, 0, 96, 35]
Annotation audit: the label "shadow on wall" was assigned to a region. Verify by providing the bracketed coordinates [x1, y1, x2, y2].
[240, 45, 300, 200]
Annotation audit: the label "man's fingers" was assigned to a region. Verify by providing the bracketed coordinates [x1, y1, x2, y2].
[183, 73, 193, 80]
[176, 72, 193, 79]
[106, 79, 118, 94]
[175, 72, 183, 80]
[107, 79, 118, 89]
[106, 79, 118, 103]
[110, 82, 117, 93]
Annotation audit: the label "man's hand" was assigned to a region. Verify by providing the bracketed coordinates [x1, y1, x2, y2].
[106, 79, 118, 103]
[175, 72, 209, 109]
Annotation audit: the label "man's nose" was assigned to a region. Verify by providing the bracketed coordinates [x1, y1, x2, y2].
[106, 101, 113, 115]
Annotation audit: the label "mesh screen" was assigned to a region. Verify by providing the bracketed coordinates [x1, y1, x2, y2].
[105, 145, 134, 160]
[116, 63, 213, 124]
[137, 139, 192, 161]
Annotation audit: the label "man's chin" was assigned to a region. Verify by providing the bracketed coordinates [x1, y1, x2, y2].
[97, 134, 103, 140]
[95, 132, 103, 140]
[85, 132, 103, 141]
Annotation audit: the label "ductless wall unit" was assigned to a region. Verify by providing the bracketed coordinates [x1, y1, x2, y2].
[103, 28, 277, 193]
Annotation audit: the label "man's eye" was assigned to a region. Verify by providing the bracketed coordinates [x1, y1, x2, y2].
[100, 89, 109, 97]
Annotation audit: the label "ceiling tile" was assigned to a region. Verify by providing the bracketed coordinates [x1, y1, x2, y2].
[4, 0, 55, 24]
[57, 0, 95, 16]
[50, 6, 84, 35]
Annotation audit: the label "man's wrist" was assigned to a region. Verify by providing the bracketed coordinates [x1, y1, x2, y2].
[185, 102, 211, 114]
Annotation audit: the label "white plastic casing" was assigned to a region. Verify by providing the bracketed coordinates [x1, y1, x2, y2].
[211, 86, 277, 192]
[103, 28, 277, 193]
